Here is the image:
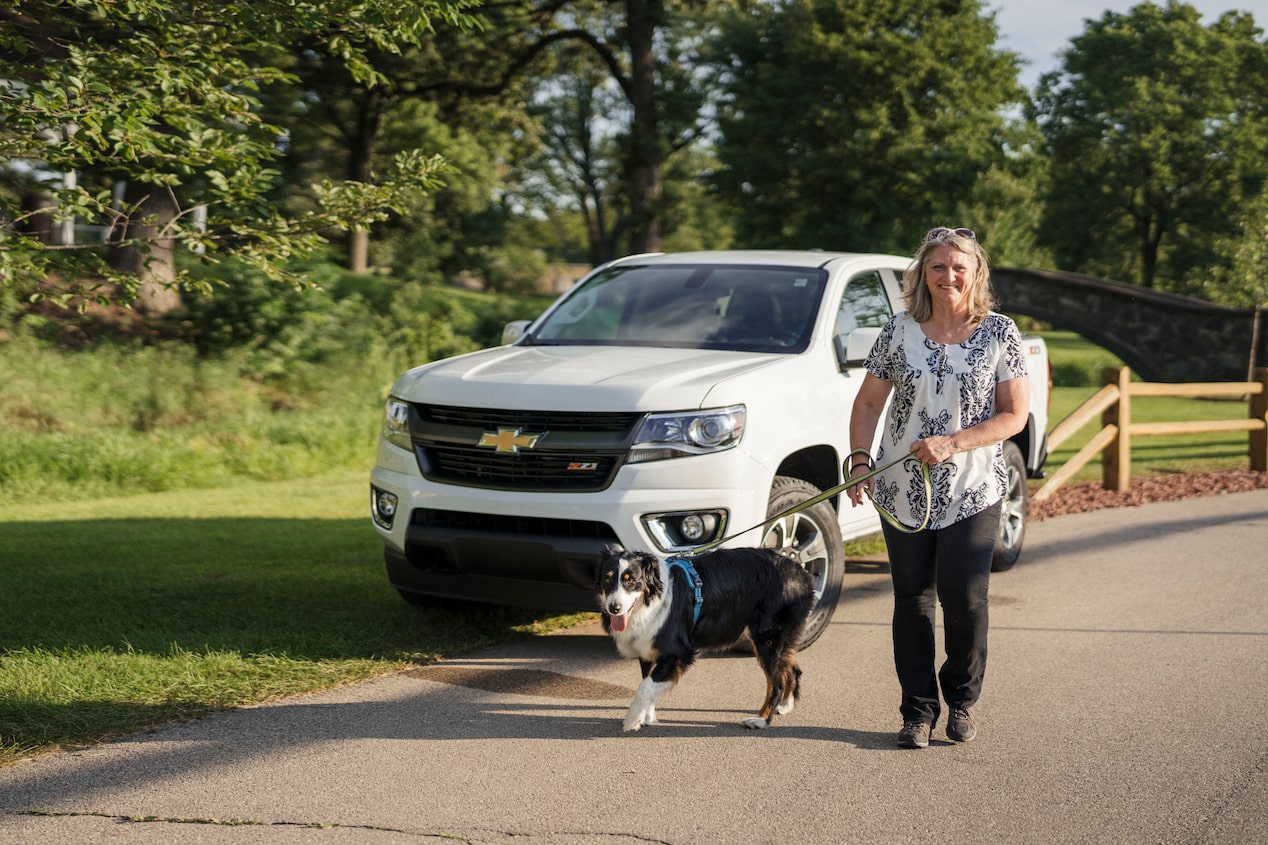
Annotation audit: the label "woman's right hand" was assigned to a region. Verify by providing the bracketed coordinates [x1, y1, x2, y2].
[847, 464, 872, 506]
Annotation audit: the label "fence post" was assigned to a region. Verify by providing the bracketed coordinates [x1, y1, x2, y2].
[1102, 366, 1132, 491]
[1252, 367, 1268, 472]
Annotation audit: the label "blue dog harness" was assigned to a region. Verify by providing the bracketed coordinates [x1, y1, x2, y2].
[666, 555, 704, 628]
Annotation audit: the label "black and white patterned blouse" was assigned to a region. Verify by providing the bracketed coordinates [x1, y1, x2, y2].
[864, 311, 1028, 530]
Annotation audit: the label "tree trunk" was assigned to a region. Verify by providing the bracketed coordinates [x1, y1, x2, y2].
[347, 228, 370, 273]
[344, 87, 385, 274]
[108, 180, 181, 314]
[624, 0, 662, 255]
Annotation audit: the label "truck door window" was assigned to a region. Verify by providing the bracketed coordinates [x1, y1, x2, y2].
[836, 271, 893, 336]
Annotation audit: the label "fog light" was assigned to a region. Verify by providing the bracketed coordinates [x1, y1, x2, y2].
[371, 487, 399, 529]
[680, 514, 707, 542]
[641, 510, 727, 552]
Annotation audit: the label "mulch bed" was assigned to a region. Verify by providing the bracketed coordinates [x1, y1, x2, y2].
[1030, 469, 1268, 520]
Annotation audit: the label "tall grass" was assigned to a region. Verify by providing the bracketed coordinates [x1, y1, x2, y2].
[0, 266, 553, 507]
[0, 332, 384, 505]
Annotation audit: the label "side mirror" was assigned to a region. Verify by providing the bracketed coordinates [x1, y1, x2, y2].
[836, 327, 882, 370]
[501, 320, 531, 345]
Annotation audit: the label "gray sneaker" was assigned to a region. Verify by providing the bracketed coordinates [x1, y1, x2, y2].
[947, 707, 976, 742]
[897, 720, 931, 749]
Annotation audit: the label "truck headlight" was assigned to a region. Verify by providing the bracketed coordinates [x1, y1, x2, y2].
[628, 405, 745, 463]
[382, 396, 412, 451]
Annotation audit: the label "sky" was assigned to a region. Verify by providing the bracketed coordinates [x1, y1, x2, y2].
[991, 0, 1268, 89]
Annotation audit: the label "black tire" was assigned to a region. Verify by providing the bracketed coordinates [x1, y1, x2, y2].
[762, 476, 845, 649]
[992, 440, 1029, 572]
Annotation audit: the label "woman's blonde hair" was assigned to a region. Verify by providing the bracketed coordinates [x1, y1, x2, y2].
[901, 228, 995, 323]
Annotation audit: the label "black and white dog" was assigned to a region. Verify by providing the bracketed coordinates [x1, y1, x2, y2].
[597, 544, 815, 731]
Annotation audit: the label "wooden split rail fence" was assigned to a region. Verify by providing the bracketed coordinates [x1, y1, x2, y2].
[1032, 366, 1268, 502]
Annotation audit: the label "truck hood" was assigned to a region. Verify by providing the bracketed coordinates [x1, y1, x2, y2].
[392, 345, 793, 411]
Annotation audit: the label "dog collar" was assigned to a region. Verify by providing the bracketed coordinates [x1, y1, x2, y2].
[665, 556, 703, 628]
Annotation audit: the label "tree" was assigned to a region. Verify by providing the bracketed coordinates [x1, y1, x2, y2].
[1204, 185, 1268, 309]
[265, 37, 538, 279]
[271, 43, 407, 275]
[513, 45, 631, 265]
[508, 53, 734, 267]
[0, 0, 474, 307]
[419, 0, 714, 261]
[706, 0, 1025, 254]
[1029, 1, 1268, 290]
[950, 121, 1056, 271]
[373, 96, 542, 285]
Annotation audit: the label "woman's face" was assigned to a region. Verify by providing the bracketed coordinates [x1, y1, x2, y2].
[923, 244, 977, 314]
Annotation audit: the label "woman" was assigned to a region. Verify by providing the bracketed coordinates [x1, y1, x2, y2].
[848, 227, 1029, 749]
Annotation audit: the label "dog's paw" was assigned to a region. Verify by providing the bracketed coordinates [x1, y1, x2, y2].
[623, 705, 652, 731]
[741, 716, 770, 730]
[623, 678, 669, 732]
[775, 697, 795, 716]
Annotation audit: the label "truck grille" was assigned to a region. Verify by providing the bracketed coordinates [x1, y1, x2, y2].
[419, 406, 637, 433]
[410, 404, 644, 492]
[411, 508, 620, 542]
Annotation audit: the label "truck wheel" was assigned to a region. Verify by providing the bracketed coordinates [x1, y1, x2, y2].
[762, 476, 845, 649]
[992, 441, 1028, 572]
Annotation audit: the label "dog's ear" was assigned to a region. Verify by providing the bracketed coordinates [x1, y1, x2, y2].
[597, 544, 622, 576]
[601, 543, 626, 568]
[639, 551, 664, 601]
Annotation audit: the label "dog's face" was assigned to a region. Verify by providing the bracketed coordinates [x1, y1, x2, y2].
[597, 546, 663, 633]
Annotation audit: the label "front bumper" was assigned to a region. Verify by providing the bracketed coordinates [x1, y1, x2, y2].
[370, 439, 771, 611]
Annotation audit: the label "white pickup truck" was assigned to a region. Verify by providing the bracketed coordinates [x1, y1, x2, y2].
[370, 250, 1050, 646]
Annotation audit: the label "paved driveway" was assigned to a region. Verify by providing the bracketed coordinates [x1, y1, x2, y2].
[1, 490, 1266, 844]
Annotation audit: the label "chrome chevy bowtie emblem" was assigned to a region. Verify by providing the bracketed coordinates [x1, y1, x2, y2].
[477, 428, 542, 454]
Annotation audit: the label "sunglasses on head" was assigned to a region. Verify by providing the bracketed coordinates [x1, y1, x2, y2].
[925, 227, 976, 241]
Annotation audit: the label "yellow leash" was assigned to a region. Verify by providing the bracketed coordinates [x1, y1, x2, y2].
[865, 456, 933, 535]
[676, 451, 933, 557]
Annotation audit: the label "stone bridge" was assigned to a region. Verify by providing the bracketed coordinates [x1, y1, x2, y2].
[992, 267, 1266, 383]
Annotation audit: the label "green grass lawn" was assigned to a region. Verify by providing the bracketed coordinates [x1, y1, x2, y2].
[0, 470, 589, 767]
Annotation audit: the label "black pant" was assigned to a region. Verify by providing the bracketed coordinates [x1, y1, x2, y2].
[881, 502, 1000, 726]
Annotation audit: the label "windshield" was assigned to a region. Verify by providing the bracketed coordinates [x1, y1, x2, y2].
[527, 262, 828, 353]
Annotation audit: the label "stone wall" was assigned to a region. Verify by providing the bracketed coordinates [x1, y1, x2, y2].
[992, 267, 1266, 383]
